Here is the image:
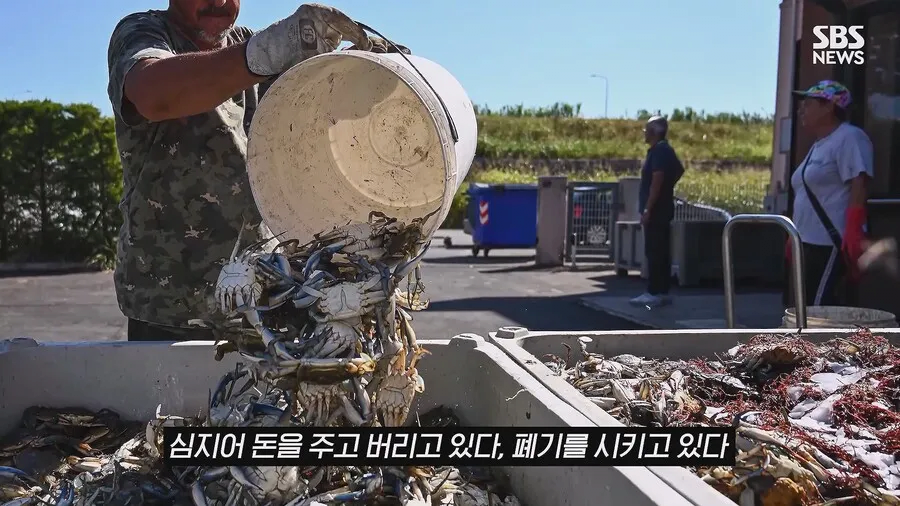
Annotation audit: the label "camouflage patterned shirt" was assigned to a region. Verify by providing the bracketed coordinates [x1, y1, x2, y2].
[107, 10, 271, 328]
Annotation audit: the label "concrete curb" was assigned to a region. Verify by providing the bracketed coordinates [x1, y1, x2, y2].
[0, 231, 469, 275]
[0, 263, 102, 277]
[579, 296, 663, 329]
[580, 294, 767, 330]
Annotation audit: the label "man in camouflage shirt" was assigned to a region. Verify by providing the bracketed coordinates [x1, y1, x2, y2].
[106, 1, 379, 341]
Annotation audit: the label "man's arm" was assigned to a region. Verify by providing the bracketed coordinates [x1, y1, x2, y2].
[110, 2, 374, 126]
[644, 172, 665, 214]
[110, 5, 377, 126]
[108, 13, 265, 125]
[125, 44, 265, 123]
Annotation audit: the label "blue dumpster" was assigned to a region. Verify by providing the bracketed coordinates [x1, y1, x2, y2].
[466, 183, 538, 257]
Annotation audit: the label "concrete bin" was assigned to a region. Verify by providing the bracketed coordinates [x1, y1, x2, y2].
[0, 334, 702, 506]
[487, 326, 900, 506]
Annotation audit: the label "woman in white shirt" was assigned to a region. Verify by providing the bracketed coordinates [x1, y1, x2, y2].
[785, 80, 873, 308]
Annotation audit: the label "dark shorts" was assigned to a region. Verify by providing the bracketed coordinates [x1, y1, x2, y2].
[644, 216, 673, 295]
[127, 318, 216, 342]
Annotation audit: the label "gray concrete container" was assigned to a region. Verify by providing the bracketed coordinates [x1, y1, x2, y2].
[0, 334, 702, 506]
[488, 326, 900, 506]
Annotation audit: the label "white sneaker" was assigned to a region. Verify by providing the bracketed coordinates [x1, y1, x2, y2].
[630, 293, 672, 308]
[629, 293, 654, 306]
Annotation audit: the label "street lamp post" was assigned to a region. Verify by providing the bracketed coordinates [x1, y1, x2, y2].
[589, 74, 609, 118]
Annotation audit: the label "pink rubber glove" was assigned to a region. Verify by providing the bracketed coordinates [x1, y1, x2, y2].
[842, 205, 867, 280]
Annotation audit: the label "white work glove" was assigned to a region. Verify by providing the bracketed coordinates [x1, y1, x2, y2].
[245, 3, 372, 77]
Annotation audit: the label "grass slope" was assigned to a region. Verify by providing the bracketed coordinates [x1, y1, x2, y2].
[476, 116, 774, 164]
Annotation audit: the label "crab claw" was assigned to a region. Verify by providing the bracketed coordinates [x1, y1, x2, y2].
[393, 242, 430, 281]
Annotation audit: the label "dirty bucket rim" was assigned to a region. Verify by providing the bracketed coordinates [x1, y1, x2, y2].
[332, 51, 460, 239]
[781, 306, 897, 328]
[784, 306, 897, 320]
[245, 50, 462, 245]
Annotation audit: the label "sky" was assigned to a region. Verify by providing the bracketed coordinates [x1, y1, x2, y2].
[0, 0, 782, 119]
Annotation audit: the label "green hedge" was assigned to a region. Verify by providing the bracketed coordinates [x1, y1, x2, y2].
[0, 99, 773, 265]
[0, 100, 121, 266]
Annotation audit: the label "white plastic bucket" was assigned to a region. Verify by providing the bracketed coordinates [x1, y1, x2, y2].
[246, 50, 477, 246]
[782, 305, 898, 329]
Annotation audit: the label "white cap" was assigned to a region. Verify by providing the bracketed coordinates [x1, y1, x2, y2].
[644, 115, 668, 134]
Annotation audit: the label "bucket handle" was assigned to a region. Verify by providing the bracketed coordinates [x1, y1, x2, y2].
[354, 22, 460, 144]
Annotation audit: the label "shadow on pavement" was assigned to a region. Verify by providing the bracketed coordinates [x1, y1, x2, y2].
[566, 263, 619, 272]
[422, 255, 536, 265]
[477, 264, 565, 274]
[582, 270, 784, 296]
[0, 266, 104, 279]
[425, 294, 651, 331]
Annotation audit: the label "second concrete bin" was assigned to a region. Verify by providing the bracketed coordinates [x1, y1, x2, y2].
[488, 326, 900, 506]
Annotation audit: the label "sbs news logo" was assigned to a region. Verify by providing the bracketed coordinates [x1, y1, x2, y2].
[812, 25, 865, 65]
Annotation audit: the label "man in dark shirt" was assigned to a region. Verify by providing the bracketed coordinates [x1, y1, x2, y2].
[632, 116, 684, 307]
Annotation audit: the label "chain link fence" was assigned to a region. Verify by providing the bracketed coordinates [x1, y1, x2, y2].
[674, 179, 770, 219]
[566, 178, 771, 263]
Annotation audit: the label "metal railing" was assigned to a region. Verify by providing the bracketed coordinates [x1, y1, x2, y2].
[868, 198, 900, 206]
[674, 179, 770, 217]
[722, 214, 807, 329]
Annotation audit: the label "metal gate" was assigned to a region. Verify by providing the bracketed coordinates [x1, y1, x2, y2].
[565, 182, 619, 261]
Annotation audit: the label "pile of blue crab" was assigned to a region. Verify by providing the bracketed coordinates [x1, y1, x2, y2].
[198, 210, 438, 431]
[0, 211, 522, 506]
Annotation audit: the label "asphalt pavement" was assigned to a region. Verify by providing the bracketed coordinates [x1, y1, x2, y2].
[0, 231, 648, 342]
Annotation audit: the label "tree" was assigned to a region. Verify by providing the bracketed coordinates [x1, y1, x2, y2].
[0, 100, 122, 263]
